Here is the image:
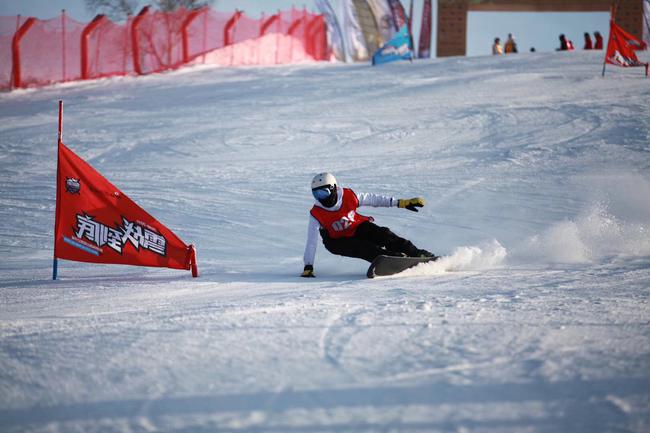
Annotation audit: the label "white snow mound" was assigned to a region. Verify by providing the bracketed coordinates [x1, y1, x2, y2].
[402, 239, 508, 276]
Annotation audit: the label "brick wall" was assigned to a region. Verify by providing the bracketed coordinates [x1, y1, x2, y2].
[616, 0, 644, 40]
[437, 1, 468, 57]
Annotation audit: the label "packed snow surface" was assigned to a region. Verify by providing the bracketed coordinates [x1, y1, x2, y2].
[1, 51, 649, 432]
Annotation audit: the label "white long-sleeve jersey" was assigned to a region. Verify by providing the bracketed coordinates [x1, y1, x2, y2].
[303, 190, 398, 266]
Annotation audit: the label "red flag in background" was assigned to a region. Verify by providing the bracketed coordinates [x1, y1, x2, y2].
[387, 0, 407, 31]
[53, 105, 197, 277]
[407, 0, 414, 38]
[418, 0, 432, 58]
[604, 19, 648, 74]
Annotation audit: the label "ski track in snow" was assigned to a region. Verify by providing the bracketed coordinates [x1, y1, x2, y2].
[0, 51, 649, 432]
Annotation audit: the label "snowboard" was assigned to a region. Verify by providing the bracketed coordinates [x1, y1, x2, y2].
[366, 255, 437, 278]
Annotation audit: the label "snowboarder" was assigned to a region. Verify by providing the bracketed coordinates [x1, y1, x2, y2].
[301, 173, 437, 278]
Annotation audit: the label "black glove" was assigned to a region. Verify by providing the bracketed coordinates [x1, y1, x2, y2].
[398, 197, 425, 212]
[301, 264, 315, 278]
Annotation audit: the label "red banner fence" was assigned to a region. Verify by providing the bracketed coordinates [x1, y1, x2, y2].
[1, 6, 328, 90]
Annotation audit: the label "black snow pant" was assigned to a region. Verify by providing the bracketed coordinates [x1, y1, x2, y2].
[321, 221, 422, 263]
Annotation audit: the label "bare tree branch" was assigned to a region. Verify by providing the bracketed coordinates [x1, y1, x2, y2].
[85, 0, 214, 21]
[84, 0, 140, 20]
[155, 0, 213, 12]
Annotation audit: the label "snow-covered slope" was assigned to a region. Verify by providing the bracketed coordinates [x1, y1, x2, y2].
[1, 51, 649, 433]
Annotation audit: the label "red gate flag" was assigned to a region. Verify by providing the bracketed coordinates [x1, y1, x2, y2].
[604, 19, 648, 75]
[53, 103, 197, 278]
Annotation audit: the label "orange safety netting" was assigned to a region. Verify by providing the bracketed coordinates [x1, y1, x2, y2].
[0, 16, 22, 90]
[2, 6, 329, 90]
[19, 14, 84, 87]
[84, 16, 133, 79]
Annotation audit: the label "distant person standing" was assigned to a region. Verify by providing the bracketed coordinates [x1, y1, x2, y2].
[584, 32, 593, 49]
[492, 37, 503, 55]
[557, 34, 574, 51]
[567, 39, 574, 50]
[504, 33, 518, 53]
[594, 31, 604, 49]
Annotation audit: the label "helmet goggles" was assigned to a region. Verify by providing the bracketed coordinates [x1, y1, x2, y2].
[312, 184, 336, 201]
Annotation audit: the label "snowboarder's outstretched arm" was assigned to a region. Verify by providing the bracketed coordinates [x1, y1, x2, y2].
[356, 192, 425, 212]
[356, 192, 396, 208]
[301, 215, 319, 277]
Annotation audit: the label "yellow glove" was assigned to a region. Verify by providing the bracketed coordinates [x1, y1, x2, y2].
[301, 265, 315, 278]
[398, 197, 425, 212]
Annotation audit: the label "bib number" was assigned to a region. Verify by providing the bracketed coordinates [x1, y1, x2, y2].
[331, 211, 356, 233]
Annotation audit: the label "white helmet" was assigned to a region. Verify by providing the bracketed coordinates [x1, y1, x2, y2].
[311, 172, 337, 190]
[311, 172, 338, 207]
